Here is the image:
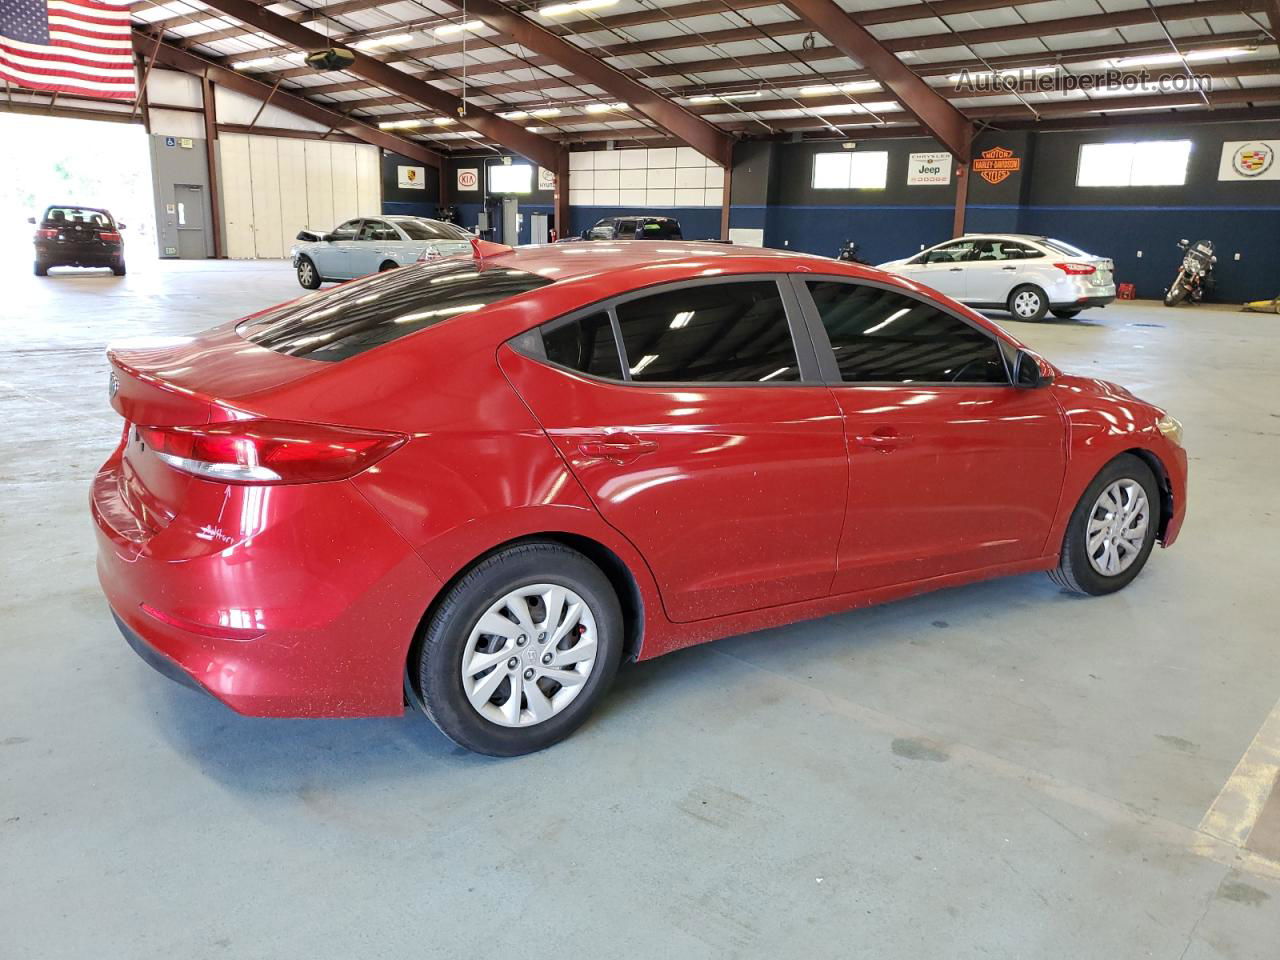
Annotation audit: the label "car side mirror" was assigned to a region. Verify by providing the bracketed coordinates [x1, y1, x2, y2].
[1014, 348, 1052, 388]
[118, 223, 127, 230]
[27, 216, 36, 224]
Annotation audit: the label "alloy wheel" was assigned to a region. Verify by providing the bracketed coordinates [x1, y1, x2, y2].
[1013, 290, 1042, 318]
[1085, 479, 1150, 576]
[299, 261, 314, 285]
[460, 583, 598, 727]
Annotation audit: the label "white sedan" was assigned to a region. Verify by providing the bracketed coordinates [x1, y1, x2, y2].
[878, 234, 1116, 321]
[291, 216, 473, 288]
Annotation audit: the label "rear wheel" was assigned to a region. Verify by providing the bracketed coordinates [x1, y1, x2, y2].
[111, 263, 126, 276]
[378, 260, 398, 272]
[34, 261, 48, 277]
[415, 541, 623, 756]
[1050, 308, 1081, 320]
[1008, 285, 1048, 321]
[296, 256, 321, 289]
[1049, 454, 1161, 596]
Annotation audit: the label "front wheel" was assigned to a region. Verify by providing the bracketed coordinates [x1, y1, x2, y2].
[1049, 454, 1161, 596]
[296, 256, 321, 289]
[1164, 278, 1187, 307]
[415, 541, 624, 756]
[1008, 285, 1048, 321]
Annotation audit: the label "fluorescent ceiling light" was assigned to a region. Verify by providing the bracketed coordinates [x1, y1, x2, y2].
[799, 81, 881, 96]
[431, 117, 456, 126]
[530, 107, 561, 117]
[539, 0, 617, 16]
[1114, 46, 1253, 68]
[669, 311, 694, 329]
[353, 32, 412, 50]
[584, 102, 628, 113]
[498, 110, 528, 119]
[1090, 103, 1201, 113]
[434, 20, 484, 36]
[811, 101, 899, 116]
[378, 119, 424, 129]
[687, 90, 763, 104]
[232, 56, 279, 70]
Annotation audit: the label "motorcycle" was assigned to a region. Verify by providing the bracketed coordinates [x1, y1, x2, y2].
[837, 240, 871, 265]
[1164, 238, 1216, 307]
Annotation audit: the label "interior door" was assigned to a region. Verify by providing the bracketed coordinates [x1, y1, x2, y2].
[794, 276, 1067, 592]
[500, 277, 848, 623]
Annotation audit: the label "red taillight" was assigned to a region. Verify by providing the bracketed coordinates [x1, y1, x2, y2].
[35, 228, 57, 239]
[1053, 262, 1096, 275]
[99, 231, 122, 243]
[137, 419, 407, 485]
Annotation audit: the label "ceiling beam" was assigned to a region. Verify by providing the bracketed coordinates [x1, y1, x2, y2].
[188, 0, 563, 168]
[460, 0, 734, 166]
[777, 0, 973, 160]
[133, 31, 444, 169]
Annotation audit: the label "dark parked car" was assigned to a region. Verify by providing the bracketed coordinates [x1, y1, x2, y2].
[30, 205, 126, 276]
[583, 216, 683, 241]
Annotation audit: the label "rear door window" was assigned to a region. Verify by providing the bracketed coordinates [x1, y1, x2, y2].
[239, 260, 551, 361]
[541, 312, 624, 380]
[614, 280, 800, 383]
[396, 219, 471, 241]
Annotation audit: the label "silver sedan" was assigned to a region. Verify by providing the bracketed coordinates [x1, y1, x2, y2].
[291, 216, 473, 288]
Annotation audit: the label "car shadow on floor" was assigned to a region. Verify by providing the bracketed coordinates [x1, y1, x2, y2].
[147, 571, 1079, 793]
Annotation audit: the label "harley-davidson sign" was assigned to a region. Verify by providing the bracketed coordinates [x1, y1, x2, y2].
[972, 146, 1022, 185]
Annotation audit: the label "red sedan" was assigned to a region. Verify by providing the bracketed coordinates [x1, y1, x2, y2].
[93, 241, 1187, 755]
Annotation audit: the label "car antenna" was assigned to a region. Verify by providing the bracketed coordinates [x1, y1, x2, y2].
[471, 237, 513, 263]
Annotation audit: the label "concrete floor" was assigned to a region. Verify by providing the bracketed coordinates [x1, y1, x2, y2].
[3, 260, 1279, 959]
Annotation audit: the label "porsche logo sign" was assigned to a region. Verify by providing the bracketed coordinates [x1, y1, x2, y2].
[972, 146, 1022, 185]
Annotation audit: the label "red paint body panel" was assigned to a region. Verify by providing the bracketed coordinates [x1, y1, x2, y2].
[91, 243, 1188, 716]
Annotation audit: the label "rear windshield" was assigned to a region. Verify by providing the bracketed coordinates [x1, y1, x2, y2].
[638, 220, 681, 239]
[43, 206, 112, 227]
[395, 219, 472, 241]
[238, 259, 551, 362]
[1039, 237, 1087, 257]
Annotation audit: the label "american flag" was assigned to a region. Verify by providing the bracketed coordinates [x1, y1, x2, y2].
[0, 0, 136, 101]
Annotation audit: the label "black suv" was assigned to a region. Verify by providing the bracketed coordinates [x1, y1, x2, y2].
[31, 205, 126, 276]
[584, 216, 683, 240]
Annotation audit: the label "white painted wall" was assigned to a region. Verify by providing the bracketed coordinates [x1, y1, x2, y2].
[218, 132, 381, 259]
[567, 146, 724, 208]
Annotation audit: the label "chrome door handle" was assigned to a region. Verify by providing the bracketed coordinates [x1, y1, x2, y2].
[948, 267, 963, 272]
[577, 434, 658, 464]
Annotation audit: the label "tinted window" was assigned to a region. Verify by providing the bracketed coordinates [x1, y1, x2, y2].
[43, 206, 112, 226]
[924, 240, 978, 264]
[587, 221, 615, 240]
[973, 239, 1042, 261]
[541, 312, 623, 380]
[396, 219, 471, 241]
[639, 219, 681, 239]
[615, 281, 799, 383]
[615, 221, 637, 239]
[239, 260, 551, 362]
[806, 281, 1007, 384]
[359, 221, 396, 241]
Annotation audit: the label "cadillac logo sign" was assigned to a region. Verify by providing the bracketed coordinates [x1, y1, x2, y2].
[1233, 142, 1274, 178]
[972, 146, 1022, 185]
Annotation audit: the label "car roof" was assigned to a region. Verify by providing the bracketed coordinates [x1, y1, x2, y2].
[608, 215, 678, 222]
[45, 204, 110, 213]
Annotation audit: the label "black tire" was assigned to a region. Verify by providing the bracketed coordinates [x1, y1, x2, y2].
[1050, 308, 1081, 320]
[378, 260, 398, 272]
[1008, 284, 1049, 321]
[34, 261, 48, 277]
[1049, 453, 1161, 596]
[415, 541, 624, 756]
[1164, 280, 1186, 307]
[296, 255, 321, 289]
[111, 263, 126, 276]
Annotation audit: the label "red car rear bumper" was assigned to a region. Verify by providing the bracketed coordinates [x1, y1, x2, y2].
[92, 452, 441, 717]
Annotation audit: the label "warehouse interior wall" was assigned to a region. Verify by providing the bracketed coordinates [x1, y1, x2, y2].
[218, 133, 381, 259]
[728, 119, 1280, 302]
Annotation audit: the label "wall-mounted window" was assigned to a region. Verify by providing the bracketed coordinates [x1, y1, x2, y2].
[1076, 140, 1192, 187]
[812, 151, 889, 190]
[488, 162, 533, 194]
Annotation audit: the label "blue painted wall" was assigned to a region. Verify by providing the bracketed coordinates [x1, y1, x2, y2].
[727, 122, 1280, 303]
